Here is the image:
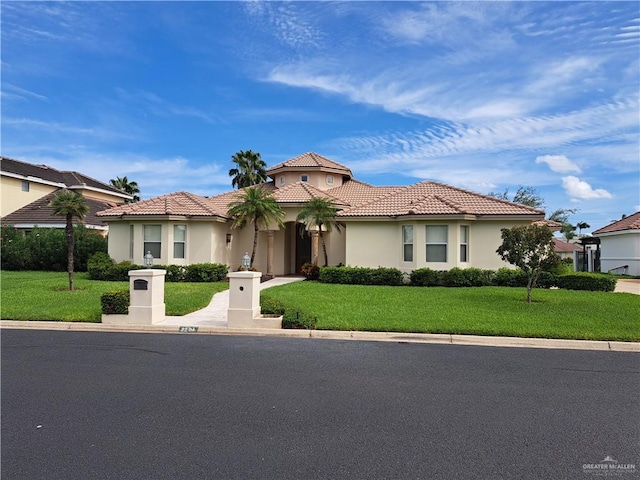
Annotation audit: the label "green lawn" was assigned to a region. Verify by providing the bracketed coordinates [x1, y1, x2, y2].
[261, 282, 640, 341]
[0, 271, 229, 322]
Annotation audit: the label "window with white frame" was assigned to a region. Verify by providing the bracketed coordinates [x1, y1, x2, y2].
[143, 225, 161, 259]
[402, 225, 414, 262]
[21, 181, 29, 192]
[326, 175, 334, 185]
[460, 225, 469, 262]
[426, 225, 448, 262]
[129, 225, 134, 259]
[173, 224, 186, 259]
[279, 176, 285, 185]
[301, 174, 308, 182]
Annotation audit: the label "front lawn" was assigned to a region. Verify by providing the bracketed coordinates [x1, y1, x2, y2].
[261, 282, 640, 341]
[0, 271, 229, 322]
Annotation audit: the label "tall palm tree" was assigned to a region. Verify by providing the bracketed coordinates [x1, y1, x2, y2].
[109, 176, 140, 202]
[228, 150, 267, 189]
[296, 197, 345, 267]
[49, 190, 89, 291]
[576, 221, 590, 236]
[227, 186, 285, 267]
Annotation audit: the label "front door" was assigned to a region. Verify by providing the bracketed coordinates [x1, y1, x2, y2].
[295, 227, 311, 274]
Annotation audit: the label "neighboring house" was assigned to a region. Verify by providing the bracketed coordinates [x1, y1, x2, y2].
[593, 212, 640, 275]
[552, 238, 582, 260]
[97, 152, 546, 275]
[1, 157, 132, 233]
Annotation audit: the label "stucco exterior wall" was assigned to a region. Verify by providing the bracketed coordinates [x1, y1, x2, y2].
[598, 232, 640, 275]
[1, 177, 57, 217]
[345, 219, 531, 271]
[273, 171, 344, 191]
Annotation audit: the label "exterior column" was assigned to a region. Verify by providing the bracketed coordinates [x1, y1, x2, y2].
[266, 230, 274, 277]
[310, 230, 319, 265]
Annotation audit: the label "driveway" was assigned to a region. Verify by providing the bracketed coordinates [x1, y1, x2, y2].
[615, 279, 640, 295]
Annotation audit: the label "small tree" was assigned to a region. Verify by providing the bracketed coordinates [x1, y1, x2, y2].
[228, 150, 267, 189]
[49, 190, 89, 291]
[296, 197, 345, 267]
[496, 224, 559, 303]
[226, 187, 285, 267]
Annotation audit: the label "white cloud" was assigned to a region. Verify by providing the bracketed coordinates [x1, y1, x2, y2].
[562, 176, 612, 199]
[535, 155, 581, 173]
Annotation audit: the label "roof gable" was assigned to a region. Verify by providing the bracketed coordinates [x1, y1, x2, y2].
[593, 211, 640, 234]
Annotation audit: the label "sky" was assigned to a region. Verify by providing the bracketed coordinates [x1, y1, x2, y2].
[2, 1, 639, 234]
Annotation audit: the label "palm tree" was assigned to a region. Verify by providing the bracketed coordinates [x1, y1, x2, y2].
[296, 197, 345, 267]
[576, 221, 590, 236]
[227, 186, 285, 267]
[109, 176, 140, 202]
[49, 190, 89, 291]
[228, 150, 267, 189]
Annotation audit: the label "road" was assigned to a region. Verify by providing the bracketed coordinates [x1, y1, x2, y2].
[2, 330, 638, 480]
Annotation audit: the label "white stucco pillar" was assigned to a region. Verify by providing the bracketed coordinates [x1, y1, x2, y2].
[227, 271, 281, 329]
[126, 269, 167, 324]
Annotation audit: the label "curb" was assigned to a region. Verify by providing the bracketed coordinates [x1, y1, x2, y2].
[1, 320, 639, 352]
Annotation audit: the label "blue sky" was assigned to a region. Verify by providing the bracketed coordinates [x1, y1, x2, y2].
[2, 1, 639, 233]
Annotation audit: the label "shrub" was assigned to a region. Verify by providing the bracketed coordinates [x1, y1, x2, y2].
[154, 264, 187, 282]
[184, 263, 228, 282]
[440, 267, 494, 287]
[260, 297, 286, 316]
[536, 271, 558, 289]
[300, 262, 320, 280]
[409, 268, 442, 286]
[492, 268, 528, 287]
[319, 266, 403, 286]
[87, 252, 115, 280]
[101, 290, 130, 315]
[557, 273, 617, 292]
[1, 224, 107, 272]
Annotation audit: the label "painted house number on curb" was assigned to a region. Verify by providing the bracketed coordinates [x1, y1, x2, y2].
[179, 326, 199, 333]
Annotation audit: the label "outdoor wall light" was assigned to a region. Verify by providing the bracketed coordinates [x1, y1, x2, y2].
[241, 252, 251, 271]
[144, 251, 154, 267]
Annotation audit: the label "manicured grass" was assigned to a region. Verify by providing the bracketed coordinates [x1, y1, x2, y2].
[261, 282, 640, 341]
[1, 271, 229, 322]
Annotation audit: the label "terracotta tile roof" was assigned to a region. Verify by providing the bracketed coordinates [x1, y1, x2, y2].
[272, 181, 347, 205]
[593, 211, 640, 234]
[337, 181, 545, 218]
[267, 152, 353, 178]
[553, 238, 582, 253]
[97, 191, 227, 217]
[327, 179, 402, 207]
[2, 192, 117, 227]
[1, 156, 129, 197]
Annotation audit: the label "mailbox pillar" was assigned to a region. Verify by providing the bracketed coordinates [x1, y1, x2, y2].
[128, 269, 166, 324]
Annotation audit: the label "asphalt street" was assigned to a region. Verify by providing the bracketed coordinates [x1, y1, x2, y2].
[2, 330, 638, 480]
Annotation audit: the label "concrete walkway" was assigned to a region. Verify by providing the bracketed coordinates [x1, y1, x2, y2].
[156, 276, 305, 327]
[615, 279, 640, 295]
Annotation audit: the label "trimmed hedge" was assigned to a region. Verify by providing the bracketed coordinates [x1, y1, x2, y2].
[88, 253, 228, 282]
[319, 266, 404, 286]
[557, 273, 617, 292]
[260, 296, 317, 329]
[101, 290, 130, 314]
